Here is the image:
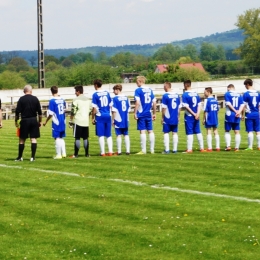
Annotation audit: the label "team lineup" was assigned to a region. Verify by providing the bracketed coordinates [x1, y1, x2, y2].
[0, 77, 259, 160]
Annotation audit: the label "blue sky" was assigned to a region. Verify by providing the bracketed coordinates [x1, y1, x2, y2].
[0, 0, 259, 51]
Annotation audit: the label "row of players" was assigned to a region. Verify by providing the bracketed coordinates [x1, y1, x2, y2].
[11, 77, 260, 160]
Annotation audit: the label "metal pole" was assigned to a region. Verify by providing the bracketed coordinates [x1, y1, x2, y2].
[37, 0, 45, 88]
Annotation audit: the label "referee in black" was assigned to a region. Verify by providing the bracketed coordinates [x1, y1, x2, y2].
[15, 85, 42, 161]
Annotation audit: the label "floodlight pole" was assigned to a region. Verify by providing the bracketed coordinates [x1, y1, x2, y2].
[37, 0, 45, 88]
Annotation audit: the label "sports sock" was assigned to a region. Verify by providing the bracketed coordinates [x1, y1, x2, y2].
[61, 139, 66, 155]
[31, 143, 37, 159]
[248, 132, 253, 148]
[107, 136, 113, 153]
[173, 134, 178, 151]
[235, 134, 241, 149]
[164, 133, 169, 151]
[98, 136, 105, 154]
[225, 132, 231, 147]
[124, 135, 130, 153]
[257, 134, 260, 148]
[74, 139, 80, 156]
[83, 139, 88, 155]
[55, 139, 62, 156]
[207, 134, 212, 149]
[196, 133, 204, 149]
[18, 143, 25, 158]
[116, 135, 122, 153]
[140, 133, 146, 153]
[215, 134, 220, 149]
[149, 132, 155, 152]
[187, 135, 193, 151]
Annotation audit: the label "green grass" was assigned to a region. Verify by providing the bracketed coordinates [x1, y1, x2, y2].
[0, 110, 260, 259]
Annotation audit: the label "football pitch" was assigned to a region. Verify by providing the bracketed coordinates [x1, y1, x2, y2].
[0, 110, 260, 259]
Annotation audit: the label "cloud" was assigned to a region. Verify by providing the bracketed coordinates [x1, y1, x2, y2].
[140, 0, 155, 2]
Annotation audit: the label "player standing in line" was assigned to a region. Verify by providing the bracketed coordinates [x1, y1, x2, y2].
[134, 76, 156, 154]
[43, 86, 66, 159]
[182, 79, 205, 153]
[224, 84, 244, 151]
[242, 79, 260, 150]
[69, 85, 91, 158]
[203, 87, 220, 152]
[15, 85, 42, 161]
[92, 79, 113, 156]
[112, 84, 131, 155]
[161, 82, 181, 154]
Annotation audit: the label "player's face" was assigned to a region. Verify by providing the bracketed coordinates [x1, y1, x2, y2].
[184, 83, 189, 90]
[75, 90, 80, 97]
[204, 90, 209, 97]
[244, 84, 249, 90]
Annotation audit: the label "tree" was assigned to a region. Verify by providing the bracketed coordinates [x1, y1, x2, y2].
[183, 44, 199, 61]
[7, 57, 30, 72]
[200, 42, 216, 61]
[29, 56, 37, 67]
[235, 8, 260, 67]
[0, 71, 26, 89]
[153, 44, 183, 63]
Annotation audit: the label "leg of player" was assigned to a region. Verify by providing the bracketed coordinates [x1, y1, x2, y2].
[173, 132, 178, 153]
[148, 130, 155, 154]
[225, 131, 231, 151]
[256, 132, 260, 150]
[124, 135, 130, 155]
[206, 128, 212, 151]
[54, 138, 62, 159]
[116, 135, 122, 155]
[162, 132, 170, 154]
[234, 130, 240, 151]
[15, 138, 25, 161]
[61, 139, 66, 158]
[196, 133, 205, 152]
[213, 127, 220, 151]
[83, 139, 89, 157]
[30, 138, 37, 162]
[106, 136, 113, 155]
[138, 130, 147, 154]
[186, 135, 193, 152]
[247, 132, 254, 150]
[99, 136, 105, 156]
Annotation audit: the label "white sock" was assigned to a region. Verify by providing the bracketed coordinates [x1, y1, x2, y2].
[149, 132, 155, 152]
[140, 133, 146, 153]
[99, 136, 105, 154]
[257, 134, 260, 148]
[173, 134, 178, 152]
[207, 134, 212, 149]
[248, 132, 253, 148]
[215, 134, 220, 149]
[225, 132, 231, 147]
[116, 136, 122, 153]
[187, 135, 193, 151]
[61, 139, 66, 155]
[124, 135, 130, 153]
[197, 133, 204, 149]
[107, 136, 113, 153]
[55, 139, 62, 156]
[235, 134, 241, 149]
[164, 133, 169, 152]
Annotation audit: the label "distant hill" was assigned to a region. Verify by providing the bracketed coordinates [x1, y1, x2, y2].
[0, 29, 244, 61]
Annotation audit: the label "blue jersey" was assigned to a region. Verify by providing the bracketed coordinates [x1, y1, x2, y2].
[134, 86, 156, 118]
[112, 94, 130, 128]
[243, 90, 260, 119]
[182, 91, 201, 120]
[48, 97, 66, 132]
[204, 96, 219, 126]
[161, 92, 181, 125]
[92, 90, 112, 122]
[224, 91, 244, 123]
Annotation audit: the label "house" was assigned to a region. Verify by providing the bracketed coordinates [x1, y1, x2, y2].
[155, 63, 205, 73]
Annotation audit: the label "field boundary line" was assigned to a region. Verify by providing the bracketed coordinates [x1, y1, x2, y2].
[1, 164, 260, 204]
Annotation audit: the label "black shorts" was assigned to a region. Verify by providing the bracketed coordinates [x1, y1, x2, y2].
[20, 117, 40, 139]
[73, 124, 89, 139]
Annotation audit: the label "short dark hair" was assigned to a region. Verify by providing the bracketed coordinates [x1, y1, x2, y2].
[164, 82, 171, 88]
[244, 78, 253, 86]
[50, 86, 58, 94]
[183, 79, 191, 85]
[205, 87, 213, 94]
[227, 84, 235, 89]
[74, 85, 83, 94]
[113, 84, 122, 91]
[93, 79, 102, 88]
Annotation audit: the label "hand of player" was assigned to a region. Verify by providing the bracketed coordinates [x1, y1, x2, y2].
[134, 114, 138, 120]
[43, 122, 46, 126]
[15, 122, 19, 128]
[152, 114, 156, 121]
[0, 123, 2, 128]
[161, 119, 164, 125]
[38, 122, 42, 127]
[195, 113, 200, 120]
[69, 121, 75, 128]
[91, 119, 96, 125]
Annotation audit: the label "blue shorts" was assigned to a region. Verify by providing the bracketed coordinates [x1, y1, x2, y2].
[137, 117, 153, 131]
[115, 127, 128, 136]
[96, 121, 112, 137]
[163, 124, 178, 133]
[205, 123, 218, 129]
[185, 119, 201, 135]
[225, 122, 240, 131]
[52, 130, 66, 139]
[245, 118, 260, 132]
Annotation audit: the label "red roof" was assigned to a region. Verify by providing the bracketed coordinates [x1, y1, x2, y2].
[155, 64, 168, 73]
[179, 63, 205, 72]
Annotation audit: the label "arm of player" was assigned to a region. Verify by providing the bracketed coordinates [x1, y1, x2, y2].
[91, 107, 97, 124]
[203, 111, 206, 125]
[0, 108, 2, 128]
[43, 114, 52, 126]
[195, 103, 201, 120]
[235, 103, 245, 117]
[134, 100, 140, 120]
[161, 107, 166, 124]
[183, 104, 196, 118]
[152, 100, 156, 120]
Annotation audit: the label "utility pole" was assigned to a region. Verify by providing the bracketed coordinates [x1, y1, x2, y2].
[37, 0, 45, 88]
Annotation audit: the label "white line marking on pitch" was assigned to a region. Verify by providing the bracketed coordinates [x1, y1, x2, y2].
[1, 164, 260, 204]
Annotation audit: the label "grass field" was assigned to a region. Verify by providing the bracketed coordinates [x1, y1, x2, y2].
[0, 109, 260, 259]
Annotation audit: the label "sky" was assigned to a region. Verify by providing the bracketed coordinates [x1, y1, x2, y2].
[0, 0, 259, 51]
